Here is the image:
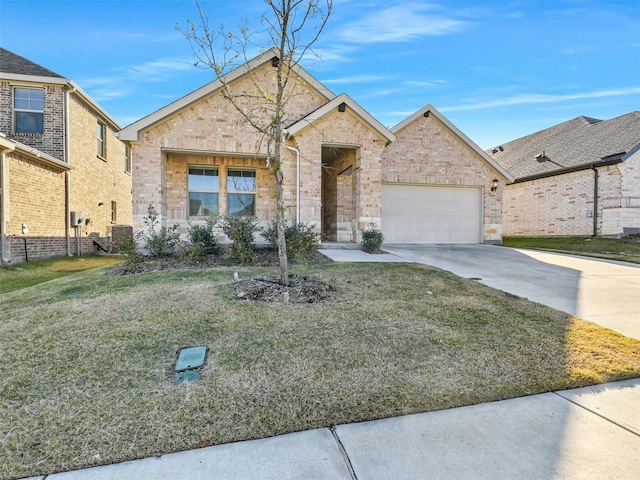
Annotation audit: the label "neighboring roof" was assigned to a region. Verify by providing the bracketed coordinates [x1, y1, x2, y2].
[0, 48, 64, 78]
[0, 48, 122, 130]
[391, 104, 514, 182]
[487, 112, 640, 182]
[119, 48, 336, 142]
[0, 134, 74, 172]
[285, 93, 396, 144]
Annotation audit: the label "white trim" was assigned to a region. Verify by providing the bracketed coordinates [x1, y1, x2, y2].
[162, 147, 268, 159]
[119, 48, 336, 142]
[0, 135, 73, 171]
[285, 93, 396, 144]
[391, 104, 515, 183]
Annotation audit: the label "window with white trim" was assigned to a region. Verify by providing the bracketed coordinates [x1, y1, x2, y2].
[97, 122, 106, 157]
[124, 145, 131, 173]
[188, 166, 219, 216]
[14, 87, 44, 134]
[227, 169, 256, 216]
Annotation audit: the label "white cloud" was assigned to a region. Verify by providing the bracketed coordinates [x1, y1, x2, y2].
[322, 74, 391, 84]
[338, 2, 468, 44]
[441, 87, 640, 112]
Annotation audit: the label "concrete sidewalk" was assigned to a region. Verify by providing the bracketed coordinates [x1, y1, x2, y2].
[24, 379, 640, 479]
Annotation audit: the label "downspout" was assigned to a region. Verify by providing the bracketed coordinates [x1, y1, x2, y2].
[64, 84, 76, 256]
[1, 149, 8, 264]
[282, 143, 301, 224]
[591, 165, 599, 237]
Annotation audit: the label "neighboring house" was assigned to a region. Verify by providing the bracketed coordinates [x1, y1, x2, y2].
[0, 48, 132, 264]
[487, 113, 640, 237]
[119, 50, 513, 245]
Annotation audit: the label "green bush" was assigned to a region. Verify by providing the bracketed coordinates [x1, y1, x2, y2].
[137, 205, 181, 257]
[361, 224, 384, 254]
[187, 214, 219, 256]
[220, 215, 258, 264]
[262, 220, 319, 262]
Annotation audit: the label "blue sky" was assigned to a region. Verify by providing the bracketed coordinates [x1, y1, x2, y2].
[2, 0, 639, 149]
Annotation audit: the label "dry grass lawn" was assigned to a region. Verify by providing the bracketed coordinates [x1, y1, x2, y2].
[2, 261, 640, 479]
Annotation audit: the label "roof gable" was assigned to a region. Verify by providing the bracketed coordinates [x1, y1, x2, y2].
[391, 104, 514, 181]
[487, 112, 640, 181]
[285, 93, 395, 144]
[119, 48, 336, 142]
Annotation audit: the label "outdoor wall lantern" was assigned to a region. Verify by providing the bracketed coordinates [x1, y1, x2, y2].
[491, 178, 499, 192]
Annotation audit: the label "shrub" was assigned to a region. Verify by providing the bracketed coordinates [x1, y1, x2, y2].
[137, 205, 181, 257]
[114, 233, 144, 267]
[262, 220, 320, 262]
[220, 215, 258, 264]
[361, 224, 384, 254]
[187, 214, 219, 256]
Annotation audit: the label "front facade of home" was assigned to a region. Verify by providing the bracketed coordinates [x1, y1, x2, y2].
[0, 48, 132, 264]
[488, 113, 640, 237]
[120, 51, 512, 245]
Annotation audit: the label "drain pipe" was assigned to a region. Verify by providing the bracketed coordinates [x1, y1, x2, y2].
[64, 85, 75, 257]
[282, 143, 301, 224]
[0, 148, 8, 264]
[591, 165, 599, 237]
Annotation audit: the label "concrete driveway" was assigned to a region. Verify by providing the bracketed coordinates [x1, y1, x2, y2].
[382, 244, 640, 340]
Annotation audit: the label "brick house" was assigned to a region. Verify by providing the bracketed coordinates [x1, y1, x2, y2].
[0, 48, 132, 264]
[120, 50, 512, 245]
[487, 112, 640, 237]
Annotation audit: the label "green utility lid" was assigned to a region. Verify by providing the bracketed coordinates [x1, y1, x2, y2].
[175, 346, 207, 372]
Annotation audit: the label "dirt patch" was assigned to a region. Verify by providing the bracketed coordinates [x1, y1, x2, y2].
[234, 274, 335, 303]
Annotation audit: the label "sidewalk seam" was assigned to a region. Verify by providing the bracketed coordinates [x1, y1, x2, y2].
[553, 392, 640, 437]
[330, 426, 358, 480]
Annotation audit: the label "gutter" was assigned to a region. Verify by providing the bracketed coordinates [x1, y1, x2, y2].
[512, 156, 623, 184]
[282, 143, 301, 224]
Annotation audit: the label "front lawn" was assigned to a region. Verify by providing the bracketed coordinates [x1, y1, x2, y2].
[2, 261, 640, 479]
[503, 236, 640, 263]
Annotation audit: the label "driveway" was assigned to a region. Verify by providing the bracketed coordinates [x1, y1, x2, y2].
[382, 244, 640, 341]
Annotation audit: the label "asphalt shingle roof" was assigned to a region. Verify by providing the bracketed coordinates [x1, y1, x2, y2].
[0, 47, 64, 78]
[487, 112, 640, 181]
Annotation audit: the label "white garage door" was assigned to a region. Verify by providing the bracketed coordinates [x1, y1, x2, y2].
[381, 185, 482, 244]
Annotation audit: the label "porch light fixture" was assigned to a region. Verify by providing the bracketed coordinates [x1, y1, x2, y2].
[491, 178, 499, 192]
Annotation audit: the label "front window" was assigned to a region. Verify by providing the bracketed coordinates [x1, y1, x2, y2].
[124, 145, 131, 173]
[14, 87, 44, 134]
[97, 122, 106, 157]
[189, 166, 219, 216]
[227, 169, 256, 216]
[111, 201, 117, 223]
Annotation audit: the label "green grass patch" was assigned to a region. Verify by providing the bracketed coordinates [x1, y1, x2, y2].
[0, 255, 122, 294]
[2, 262, 640, 479]
[503, 236, 640, 263]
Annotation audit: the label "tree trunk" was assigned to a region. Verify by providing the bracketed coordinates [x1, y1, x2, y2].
[276, 181, 289, 286]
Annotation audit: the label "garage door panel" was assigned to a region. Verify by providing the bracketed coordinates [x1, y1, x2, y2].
[381, 185, 481, 244]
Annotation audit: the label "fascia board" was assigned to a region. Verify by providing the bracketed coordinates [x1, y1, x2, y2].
[67, 81, 122, 131]
[11, 139, 74, 171]
[0, 72, 68, 86]
[286, 93, 395, 143]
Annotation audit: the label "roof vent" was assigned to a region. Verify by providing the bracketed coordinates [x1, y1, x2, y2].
[338, 102, 346, 112]
[271, 56, 279, 67]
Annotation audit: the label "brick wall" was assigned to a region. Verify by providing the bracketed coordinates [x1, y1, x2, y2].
[381, 112, 507, 243]
[0, 82, 66, 160]
[68, 94, 132, 245]
[130, 61, 330, 234]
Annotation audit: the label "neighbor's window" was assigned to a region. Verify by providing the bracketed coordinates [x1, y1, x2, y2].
[227, 169, 256, 216]
[111, 201, 117, 223]
[124, 145, 131, 173]
[188, 166, 219, 216]
[14, 87, 44, 134]
[97, 122, 106, 157]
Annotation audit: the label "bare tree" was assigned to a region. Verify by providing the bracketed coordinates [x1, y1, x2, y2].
[179, 0, 332, 286]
